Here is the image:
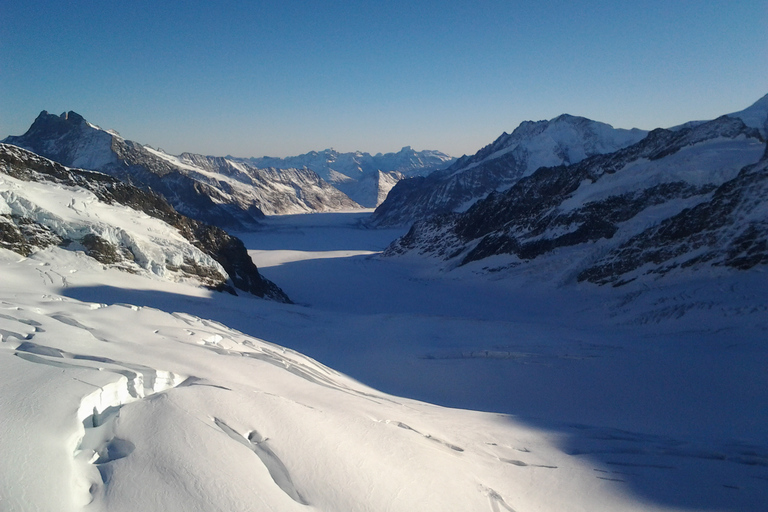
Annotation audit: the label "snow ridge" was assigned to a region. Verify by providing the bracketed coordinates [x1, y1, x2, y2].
[728, 93, 768, 137]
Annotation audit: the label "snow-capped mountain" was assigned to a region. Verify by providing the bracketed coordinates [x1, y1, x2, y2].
[238, 146, 455, 207]
[370, 115, 648, 226]
[3, 112, 359, 228]
[170, 151, 360, 215]
[384, 113, 768, 285]
[3, 98, 767, 512]
[0, 143, 289, 301]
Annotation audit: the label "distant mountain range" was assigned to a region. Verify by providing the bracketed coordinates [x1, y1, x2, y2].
[235, 147, 455, 207]
[383, 94, 768, 285]
[371, 115, 649, 227]
[5, 94, 767, 289]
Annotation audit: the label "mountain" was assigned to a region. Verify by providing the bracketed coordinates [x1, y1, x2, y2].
[2, 174, 766, 511]
[384, 114, 768, 285]
[3, 112, 359, 228]
[370, 115, 648, 226]
[238, 146, 456, 207]
[579, 140, 768, 285]
[170, 151, 360, 215]
[0, 143, 290, 301]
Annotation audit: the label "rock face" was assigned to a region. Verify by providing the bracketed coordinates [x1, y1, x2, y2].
[578, 143, 768, 285]
[239, 146, 455, 207]
[3, 112, 358, 228]
[371, 115, 648, 226]
[384, 116, 768, 285]
[0, 143, 290, 302]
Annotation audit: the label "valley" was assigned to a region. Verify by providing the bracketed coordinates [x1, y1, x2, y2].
[58, 210, 768, 510]
[2, 94, 767, 511]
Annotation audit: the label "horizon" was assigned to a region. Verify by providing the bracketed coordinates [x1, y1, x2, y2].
[2, 1, 767, 159]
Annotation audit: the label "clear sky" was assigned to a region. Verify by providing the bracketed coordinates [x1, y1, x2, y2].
[2, 1, 766, 158]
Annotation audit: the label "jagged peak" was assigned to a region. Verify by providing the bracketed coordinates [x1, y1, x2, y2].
[552, 113, 585, 123]
[17, 110, 93, 138]
[60, 111, 86, 123]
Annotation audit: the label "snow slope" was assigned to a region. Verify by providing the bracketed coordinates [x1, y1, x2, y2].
[729, 93, 768, 137]
[242, 213, 768, 511]
[1, 210, 766, 511]
[0, 249, 666, 512]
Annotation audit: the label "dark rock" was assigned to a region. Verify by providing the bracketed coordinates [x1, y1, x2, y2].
[81, 234, 122, 264]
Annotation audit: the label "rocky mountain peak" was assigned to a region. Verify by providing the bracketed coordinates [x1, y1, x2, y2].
[22, 110, 91, 139]
[61, 110, 86, 123]
[4, 110, 117, 171]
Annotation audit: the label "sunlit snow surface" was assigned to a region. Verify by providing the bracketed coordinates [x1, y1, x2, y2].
[1, 211, 767, 511]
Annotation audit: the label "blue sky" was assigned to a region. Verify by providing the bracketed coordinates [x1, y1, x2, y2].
[2, 0, 766, 158]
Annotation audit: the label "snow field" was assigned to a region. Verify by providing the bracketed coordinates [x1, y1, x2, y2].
[0, 248, 665, 512]
[1, 208, 767, 510]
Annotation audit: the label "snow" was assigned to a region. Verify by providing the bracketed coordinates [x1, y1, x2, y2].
[1, 210, 767, 511]
[241, 147, 455, 206]
[449, 116, 647, 178]
[0, 172, 225, 280]
[144, 146, 208, 174]
[559, 135, 766, 212]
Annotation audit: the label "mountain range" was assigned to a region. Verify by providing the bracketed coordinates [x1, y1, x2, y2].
[372, 94, 768, 229]
[3, 113, 454, 229]
[238, 147, 455, 207]
[370, 115, 649, 227]
[2, 95, 768, 511]
[383, 94, 768, 286]
[2, 112, 362, 228]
